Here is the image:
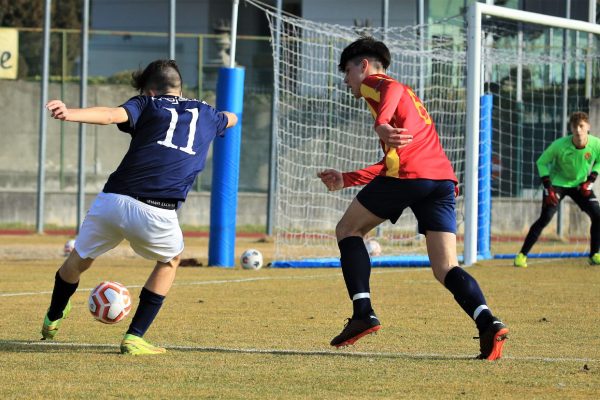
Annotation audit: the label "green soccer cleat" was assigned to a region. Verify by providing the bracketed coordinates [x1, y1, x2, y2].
[41, 300, 72, 340]
[589, 253, 600, 265]
[120, 334, 167, 355]
[513, 252, 527, 268]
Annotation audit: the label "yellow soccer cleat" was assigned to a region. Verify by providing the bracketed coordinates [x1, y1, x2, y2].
[120, 334, 167, 355]
[513, 253, 527, 268]
[41, 300, 72, 340]
[589, 253, 600, 265]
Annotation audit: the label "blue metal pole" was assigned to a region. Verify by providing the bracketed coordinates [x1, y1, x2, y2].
[477, 94, 493, 259]
[208, 67, 245, 267]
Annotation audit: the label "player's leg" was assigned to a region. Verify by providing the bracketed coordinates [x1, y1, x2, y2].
[42, 193, 124, 340]
[414, 180, 508, 360]
[569, 188, 600, 264]
[336, 199, 383, 318]
[515, 190, 561, 267]
[41, 251, 95, 340]
[120, 255, 181, 355]
[125, 255, 181, 337]
[330, 197, 385, 347]
[120, 195, 183, 355]
[425, 231, 508, 359]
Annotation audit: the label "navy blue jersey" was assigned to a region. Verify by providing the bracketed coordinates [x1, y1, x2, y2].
[103, 95, 228, 201]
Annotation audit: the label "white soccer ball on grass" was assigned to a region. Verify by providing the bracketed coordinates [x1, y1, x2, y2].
[365, 238, 382, 257]
[240, 249, 263, 270]
[88, 281, 132, 324]
[63, 239, 76, 256]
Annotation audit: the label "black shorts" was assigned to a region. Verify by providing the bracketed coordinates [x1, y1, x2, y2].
[356, 176, 457, 235]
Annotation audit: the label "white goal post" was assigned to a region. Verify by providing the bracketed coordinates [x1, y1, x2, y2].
[464, 2, 600, 265]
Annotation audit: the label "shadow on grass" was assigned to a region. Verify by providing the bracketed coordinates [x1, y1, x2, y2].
[0, 339, 474, 360]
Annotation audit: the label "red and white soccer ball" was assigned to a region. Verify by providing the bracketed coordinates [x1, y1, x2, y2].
[63, 239, 76, 257]
[365, 238, 382, 257]
[240, 249, 263, 270]
[88, 281, 132, 324]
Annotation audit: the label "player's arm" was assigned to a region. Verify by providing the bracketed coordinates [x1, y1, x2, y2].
[318, 160, 384, 191]
[374, 79, 403, 128]
[535, 142, 557, 178]
[591, 142, 600, 175]
[375, 124, 412, 148]
[372, 80, 412, 148]
[536, 142, 560, 205]
[46, 100, 128, 125]
[342, 161, 384, 187]
[222, 111, 238, 128]
[580, 141, 600, 197]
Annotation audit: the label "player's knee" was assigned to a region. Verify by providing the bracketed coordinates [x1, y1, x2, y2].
[431, 265, 450, 284]
[167, 254, 181, 268]
[63, 250, 93, 274]
[335, 221, 361, 241]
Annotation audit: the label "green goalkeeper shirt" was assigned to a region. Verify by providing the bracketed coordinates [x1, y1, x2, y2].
[536, 134, 600, 187]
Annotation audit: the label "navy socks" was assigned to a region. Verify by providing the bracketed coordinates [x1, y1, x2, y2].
[126, 287, 166, 337]
[444, 266, 493, 332]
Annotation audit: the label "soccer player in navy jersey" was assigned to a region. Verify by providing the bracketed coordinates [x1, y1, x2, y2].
[41, 59, 237, 355]
[318, 37, 509, 360]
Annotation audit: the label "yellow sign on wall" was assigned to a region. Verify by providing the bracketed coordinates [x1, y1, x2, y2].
[0, 28, 19, 80]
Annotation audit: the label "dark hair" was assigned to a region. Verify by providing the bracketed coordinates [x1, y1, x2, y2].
[338, 37, 391, 72]
[570, 111, 589, 126]
[131, 59, 182, 94]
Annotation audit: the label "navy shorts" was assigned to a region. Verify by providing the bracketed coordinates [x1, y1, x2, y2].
[356, 176, 457, 235]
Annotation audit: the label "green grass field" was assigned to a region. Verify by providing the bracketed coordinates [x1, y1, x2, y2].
[1, 235, 600, 399]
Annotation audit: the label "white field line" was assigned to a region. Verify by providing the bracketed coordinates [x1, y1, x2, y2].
[0, 268, 431, 297]
[1, 340, 597, 364]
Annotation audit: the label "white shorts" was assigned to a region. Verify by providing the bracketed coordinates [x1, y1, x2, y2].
[75, 192, 184, 262]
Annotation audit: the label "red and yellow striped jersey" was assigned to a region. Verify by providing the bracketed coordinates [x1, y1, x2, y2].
[342, 73, 457, 187]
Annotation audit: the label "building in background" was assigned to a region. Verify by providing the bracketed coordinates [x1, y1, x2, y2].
[0, 0, 596, 228]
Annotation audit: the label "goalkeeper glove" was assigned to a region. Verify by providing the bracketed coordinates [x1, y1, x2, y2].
[580, 172, 598, 198]
[541, 176, 559, 207]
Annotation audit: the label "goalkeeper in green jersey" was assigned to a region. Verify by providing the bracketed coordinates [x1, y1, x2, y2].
[514, 111, 600, 267]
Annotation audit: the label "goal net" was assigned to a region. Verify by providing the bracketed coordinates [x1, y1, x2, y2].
[470, 4, 600, 265]
[250, 1, 600, 266]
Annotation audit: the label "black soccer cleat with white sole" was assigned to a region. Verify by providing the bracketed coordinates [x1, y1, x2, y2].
[475, 316, 509, 360]
[330, 314, 381, 348]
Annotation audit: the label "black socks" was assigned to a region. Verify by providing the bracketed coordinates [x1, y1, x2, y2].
[338, 236, 373, 319]
[47, 271, 79, 321]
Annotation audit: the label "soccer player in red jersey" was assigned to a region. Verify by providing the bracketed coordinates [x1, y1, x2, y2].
[318, 37, 508, 360]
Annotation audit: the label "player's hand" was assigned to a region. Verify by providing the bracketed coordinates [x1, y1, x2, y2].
[317, 169, 343, 191]
[374, 124, 412, 148]
[46, 100, 70, 121]
[580, 172, 597, 197]
[541, 176, 560, 207]
[543, 186, 560, 206]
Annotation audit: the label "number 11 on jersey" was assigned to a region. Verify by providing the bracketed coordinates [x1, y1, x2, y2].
[157, 108, 199, 155]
